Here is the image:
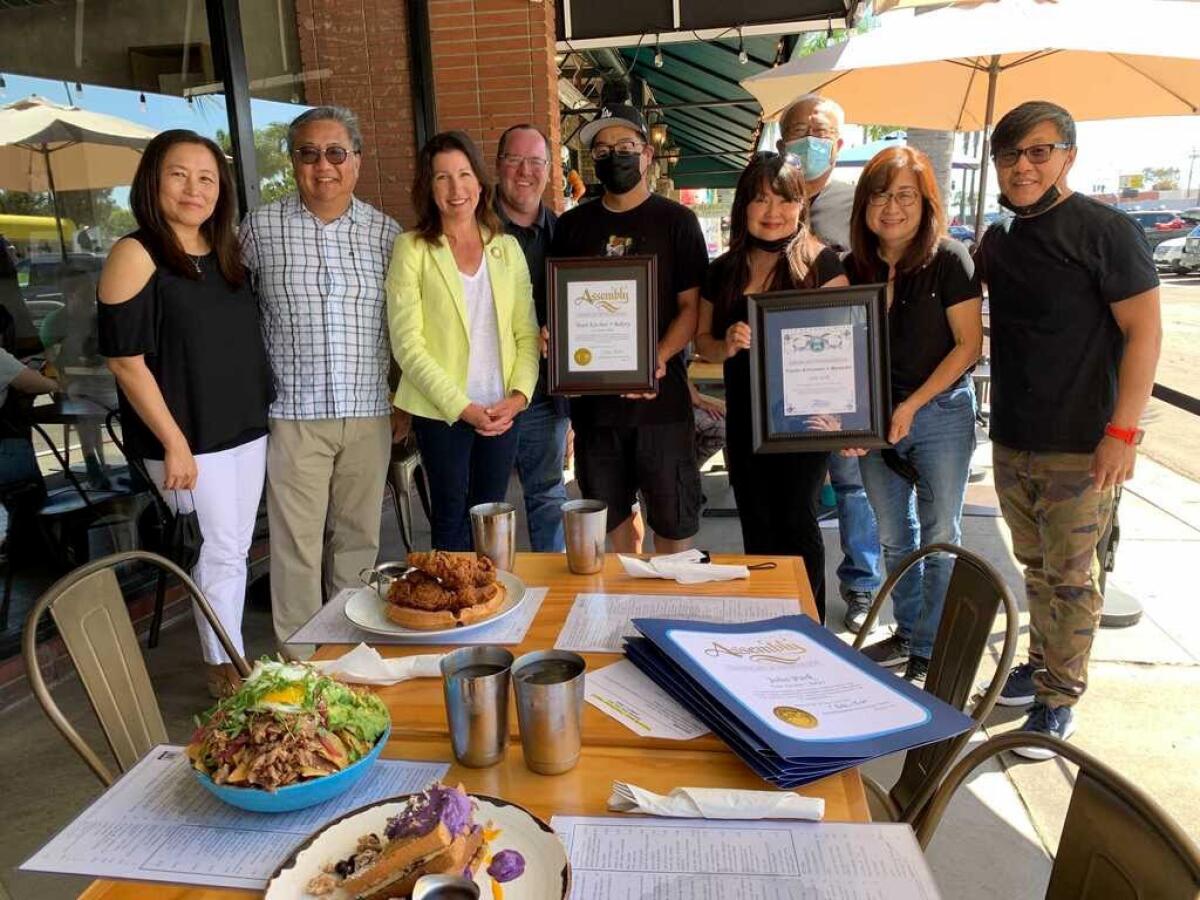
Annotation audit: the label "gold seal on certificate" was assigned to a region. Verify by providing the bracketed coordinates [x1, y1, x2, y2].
[547, 256, 658, 395]
[773, 706, 819, 729]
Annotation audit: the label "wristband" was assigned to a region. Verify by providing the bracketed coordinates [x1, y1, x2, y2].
[1104, 423, 1143, 445]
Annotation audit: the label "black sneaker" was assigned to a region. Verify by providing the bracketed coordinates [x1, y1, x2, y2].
[903, 655, 929, 684]
[1012, 702, 1077, 760]
[842, 592, 873, 634]
[861, 633, 910, 668]
[996, 662, 1041, 707]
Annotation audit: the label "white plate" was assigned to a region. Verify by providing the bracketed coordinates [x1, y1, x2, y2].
[265, 793, 569, 899]
[344, 570, 527, 638]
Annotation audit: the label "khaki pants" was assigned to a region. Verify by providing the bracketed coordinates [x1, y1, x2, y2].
[993, 443, 1114, 708]
[267, 416, 391, 654]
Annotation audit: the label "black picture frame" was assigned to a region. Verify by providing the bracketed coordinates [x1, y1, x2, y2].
[747, 284, 891, 453]
[547, 255, 658, 396]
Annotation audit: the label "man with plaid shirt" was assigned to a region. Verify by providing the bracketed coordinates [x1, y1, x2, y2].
[240, 106, 402, 657]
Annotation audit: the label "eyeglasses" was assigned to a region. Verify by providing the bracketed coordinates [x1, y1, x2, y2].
[591, 140, 644, 161]
[868, 188, 921, 208]
[498, 153, 549, 172]
[785, 126, 837, 141]
[992, 142, 1072, 168]
[293, 145, 359, 166]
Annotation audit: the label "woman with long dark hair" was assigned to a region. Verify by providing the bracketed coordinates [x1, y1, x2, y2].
[386, 131, 539, 550]
[694, 152, 848, 620]
[843, 147, 982, 681]
[98, 129, 274, 697]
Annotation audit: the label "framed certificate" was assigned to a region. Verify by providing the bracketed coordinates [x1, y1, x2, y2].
[546, 255, 658, 395]
[748, 284, 891, 453]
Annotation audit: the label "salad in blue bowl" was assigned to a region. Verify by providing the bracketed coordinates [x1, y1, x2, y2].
[187, 658, 391, 813]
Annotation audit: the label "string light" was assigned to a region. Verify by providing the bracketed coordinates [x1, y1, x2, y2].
[139, 92, 147, 112]
[654, 34, 663, 68]
[75, 80, 83, 94]
[738, 28, 748, 65]
[0, 74, 6, 98]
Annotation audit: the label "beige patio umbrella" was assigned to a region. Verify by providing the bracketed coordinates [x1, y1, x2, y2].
[0, 95, 158, 258]
[743, 0, 1200, 233]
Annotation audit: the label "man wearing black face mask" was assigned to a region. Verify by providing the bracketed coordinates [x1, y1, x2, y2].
[976, 101, 1161, 759]
[550, 104, 708, 552]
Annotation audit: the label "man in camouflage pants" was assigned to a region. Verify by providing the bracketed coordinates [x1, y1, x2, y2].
[976, 101, 1161, 760]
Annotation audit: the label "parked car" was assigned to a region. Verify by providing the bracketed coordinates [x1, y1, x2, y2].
[1154, 236, 1190, 275]
[948, 224, 976, 246]
[1181, 225, 1200, 274]
[16, 252, 105, 304]
[1128, 210, 1200, 247]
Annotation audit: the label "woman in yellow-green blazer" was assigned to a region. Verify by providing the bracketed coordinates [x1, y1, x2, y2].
[386, 130, 539, 551]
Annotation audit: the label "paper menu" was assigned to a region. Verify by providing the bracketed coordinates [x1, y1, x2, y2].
[21, 746, 448, 890]
[584, 659, 709, 741]
[555, 593, 802, 654]
[551, 816, 941, 899]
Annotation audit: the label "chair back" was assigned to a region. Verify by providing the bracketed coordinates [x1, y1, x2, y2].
[854, 543, 1019, 822]
[23, 550, 249, 786]
[917, 732, 1200, 900]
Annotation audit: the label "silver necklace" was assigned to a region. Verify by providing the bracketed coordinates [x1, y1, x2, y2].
[187, 254, 203, 274]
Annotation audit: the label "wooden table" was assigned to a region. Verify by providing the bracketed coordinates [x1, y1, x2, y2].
[80, 553, 869, 899]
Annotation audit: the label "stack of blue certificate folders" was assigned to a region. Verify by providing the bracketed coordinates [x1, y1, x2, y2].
[624, 615, 975, 788]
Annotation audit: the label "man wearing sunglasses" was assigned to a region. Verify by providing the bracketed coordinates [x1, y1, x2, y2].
[240, 105, 402, 658]
[976, 101, 1161, 758]
[492, 124, 568, 553]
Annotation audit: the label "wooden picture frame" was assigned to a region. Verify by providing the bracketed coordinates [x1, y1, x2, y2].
[748, 284, 892, 453]
[547, 255, 658, 396]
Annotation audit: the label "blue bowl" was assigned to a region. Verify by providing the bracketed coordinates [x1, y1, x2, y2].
[192, 724, 391, 813]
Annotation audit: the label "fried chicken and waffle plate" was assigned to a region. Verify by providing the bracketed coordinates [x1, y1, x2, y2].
[347, 553, 527, 637]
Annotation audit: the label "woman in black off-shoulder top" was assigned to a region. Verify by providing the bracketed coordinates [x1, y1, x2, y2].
[98, 129, 273, 699]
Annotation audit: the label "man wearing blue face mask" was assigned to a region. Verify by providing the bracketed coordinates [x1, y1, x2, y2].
[777, 93, 884, 638]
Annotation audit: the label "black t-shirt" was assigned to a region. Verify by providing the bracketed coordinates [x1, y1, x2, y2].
[550, 193, 709, 426]
[497, 201, 561, 407]
[845, 239, 979, 401]
[98, 233, 275, 460]
[977, 194, 1158, 453]
[704, 246, 845, 436]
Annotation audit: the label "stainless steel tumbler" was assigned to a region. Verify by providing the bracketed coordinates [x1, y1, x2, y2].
[562, 499, 607, 575]
[469, 501, 517, 571]
[441, 646, 513, 768]
[512, 649, 586, 774]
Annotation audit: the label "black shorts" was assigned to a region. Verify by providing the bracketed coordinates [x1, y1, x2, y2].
[574, 421, 702, 541]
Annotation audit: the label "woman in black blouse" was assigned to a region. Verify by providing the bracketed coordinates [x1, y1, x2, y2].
[843, 147, 983, 681]
[695, 152, 848, 620]
[98, 130, 273, 698]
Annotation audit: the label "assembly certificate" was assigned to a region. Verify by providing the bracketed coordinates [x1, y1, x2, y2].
[669, 625, 929, 742]
[780, 325, 856, 416]
[567, 279, 639, 372]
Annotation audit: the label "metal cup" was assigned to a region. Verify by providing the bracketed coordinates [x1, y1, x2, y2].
[469, 501, 516, 571]
[441, 646, 513, 768]
[411, 874, 481, 900]
[562, 499, 607, 574]
[512, 649, 586, 775]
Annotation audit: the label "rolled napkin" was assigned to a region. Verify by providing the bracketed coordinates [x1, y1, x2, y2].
[312, 642, 444, 686]
[618, 549, 749, 584]
[608, 781, 824, 820]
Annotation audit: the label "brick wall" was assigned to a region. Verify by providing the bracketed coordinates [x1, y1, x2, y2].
[428, 0, 563, 212]
[293, 0, 419, 226]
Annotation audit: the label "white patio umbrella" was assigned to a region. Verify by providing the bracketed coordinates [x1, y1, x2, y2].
[742, 0, 1200, 233]
[0, 95, 158, 258]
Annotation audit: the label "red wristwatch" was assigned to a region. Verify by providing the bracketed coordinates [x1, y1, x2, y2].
[1104, 423, 1144, 445]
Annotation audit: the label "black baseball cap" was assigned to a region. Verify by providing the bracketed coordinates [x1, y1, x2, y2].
[579, 103, 649, 146]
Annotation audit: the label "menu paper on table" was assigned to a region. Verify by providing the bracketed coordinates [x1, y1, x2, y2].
[20, 746, 448, 890]
[550, 816, 941, 899]
[555, 593, 802, 654]
[287, 585, 548, 646]
[584, 658, 709, 741]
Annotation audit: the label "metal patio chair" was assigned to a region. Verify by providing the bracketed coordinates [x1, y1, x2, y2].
[853, 543, 1020, 824]
[916, 732, 1200, 899]
[22, 550, 250, 786]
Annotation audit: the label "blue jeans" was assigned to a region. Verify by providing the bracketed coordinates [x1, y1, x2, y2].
[827, 452, 883, 597]
[412, 416, 520, 551]
[858, 381, 977, 658]
[515, 394, 569, 552]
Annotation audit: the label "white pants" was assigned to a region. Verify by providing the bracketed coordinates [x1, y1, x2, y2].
[145, 435, 267, 664]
